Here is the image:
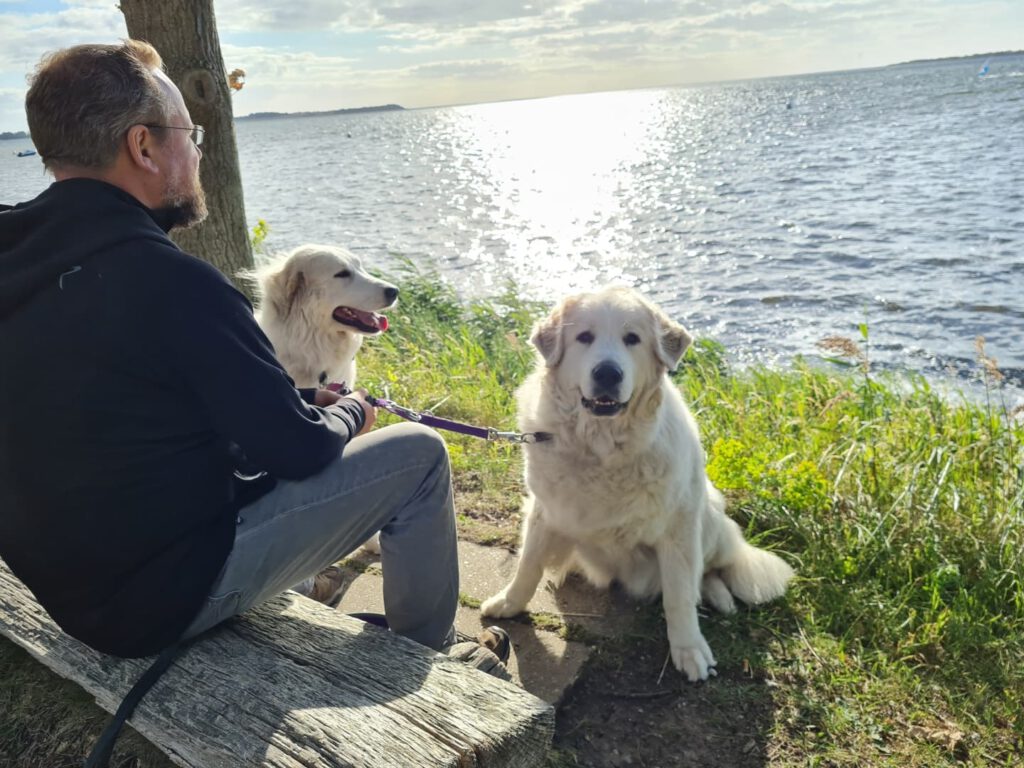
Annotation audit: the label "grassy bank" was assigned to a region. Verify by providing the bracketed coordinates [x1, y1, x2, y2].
[2, 264, 1021, 766]
[357, 266, 1023, 766]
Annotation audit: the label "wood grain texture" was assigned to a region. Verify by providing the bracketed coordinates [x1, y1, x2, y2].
[0, 561, 553, 767]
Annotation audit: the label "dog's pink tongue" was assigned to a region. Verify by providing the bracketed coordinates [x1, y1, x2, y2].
[336, 306, 388, 331]
[360, 311, 387, 332]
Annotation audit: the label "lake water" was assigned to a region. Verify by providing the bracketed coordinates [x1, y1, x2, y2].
[4, 57, 1023, 402]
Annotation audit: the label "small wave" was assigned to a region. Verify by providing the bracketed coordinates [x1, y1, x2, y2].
[913, 350, 1024, 390]
[758, 294, 813, 306]
[916, 256, 972, 267]
[954, 303, 1024, 320]
[875, 297, 905, 312]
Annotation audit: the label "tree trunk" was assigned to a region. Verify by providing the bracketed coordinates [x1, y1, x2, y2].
[121, 0, 254, 298]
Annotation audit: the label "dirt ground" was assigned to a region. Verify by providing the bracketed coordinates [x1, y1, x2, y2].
[552, 644, 779, 768]
[541, 591, 783, 768]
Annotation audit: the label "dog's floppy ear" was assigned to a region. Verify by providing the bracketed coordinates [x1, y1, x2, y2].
[531, 298, 575, 367]
[267, 260, 307, 318]
[654, 310, 692, 371]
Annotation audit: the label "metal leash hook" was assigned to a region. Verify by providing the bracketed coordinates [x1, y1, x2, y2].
[487, 429, 545, 444]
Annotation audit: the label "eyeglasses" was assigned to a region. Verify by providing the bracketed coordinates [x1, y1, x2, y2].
[144, 124, 204, 147]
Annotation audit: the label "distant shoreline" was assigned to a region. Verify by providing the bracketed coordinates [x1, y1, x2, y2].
[891, 49, 1023, 67]
[236, 104, 404, 121]
[0, 131, 28, 141]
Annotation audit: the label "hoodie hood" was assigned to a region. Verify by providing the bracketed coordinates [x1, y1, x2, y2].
[0, 178, 176, 319]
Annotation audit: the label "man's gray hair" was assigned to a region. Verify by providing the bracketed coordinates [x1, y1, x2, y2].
[26, 40, 172, 171]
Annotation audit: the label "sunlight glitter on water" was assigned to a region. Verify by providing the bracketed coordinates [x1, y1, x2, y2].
[430, 89, 683, 296]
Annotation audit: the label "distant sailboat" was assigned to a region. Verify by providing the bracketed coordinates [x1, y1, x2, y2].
[977, 58, 991, 77]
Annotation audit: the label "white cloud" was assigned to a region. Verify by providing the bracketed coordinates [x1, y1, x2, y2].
[215, 0, 564, 32]
[0, 2, 125, 72]
[0, 2, 127, 129]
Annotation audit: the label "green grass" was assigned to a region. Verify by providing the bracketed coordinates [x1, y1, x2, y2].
[357, 265, 1024, 765]
[0, 638, 175, 768]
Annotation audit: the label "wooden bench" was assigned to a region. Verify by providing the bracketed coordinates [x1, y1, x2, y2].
[0, 560, 554, 767]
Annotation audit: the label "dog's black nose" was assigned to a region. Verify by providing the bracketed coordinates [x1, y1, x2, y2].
[384, 286, 399, 303]
[591, 361, 623, 389]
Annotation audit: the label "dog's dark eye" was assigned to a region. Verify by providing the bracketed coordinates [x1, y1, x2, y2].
[576, 331, 594, 345]
[624, 332, 641, 346]
[334, 270, 352, 279]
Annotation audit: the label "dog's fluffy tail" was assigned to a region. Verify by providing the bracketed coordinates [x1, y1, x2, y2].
[708, 484, 794, 605]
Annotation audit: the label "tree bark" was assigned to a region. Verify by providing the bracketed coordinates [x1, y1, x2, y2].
[121, 0, 254, 298]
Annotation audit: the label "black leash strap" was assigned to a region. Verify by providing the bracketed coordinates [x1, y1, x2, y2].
[84, 641, 187, 768]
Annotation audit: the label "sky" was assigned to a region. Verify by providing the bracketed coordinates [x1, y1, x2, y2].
[1, 0, 1021, 132]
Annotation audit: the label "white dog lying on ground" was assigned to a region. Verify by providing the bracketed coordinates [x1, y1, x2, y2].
[481, 286, 794, 681]
[249, 244, 398, 390]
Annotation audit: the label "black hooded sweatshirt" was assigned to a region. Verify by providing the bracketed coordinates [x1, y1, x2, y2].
[0, 179, 365, 657]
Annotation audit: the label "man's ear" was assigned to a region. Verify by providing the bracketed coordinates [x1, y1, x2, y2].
[531, 298, 575, 367]
[124, 124, 160, 175]
[654, 309, 692, 371]
[268, 261, 306, 318]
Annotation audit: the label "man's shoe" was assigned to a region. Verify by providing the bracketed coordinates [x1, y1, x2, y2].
[443, 625, 513, 681]
[307, 565, 346, 607]
[476, 626, 512, 664]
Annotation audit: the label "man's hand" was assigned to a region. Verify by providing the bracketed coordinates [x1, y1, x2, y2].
[313, 388, 343, 408]
[344, 388, 377, 436]
[315, 387, 376, 435]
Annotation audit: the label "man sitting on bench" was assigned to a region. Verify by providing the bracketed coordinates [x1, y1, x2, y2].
[0, 40, 509, 687]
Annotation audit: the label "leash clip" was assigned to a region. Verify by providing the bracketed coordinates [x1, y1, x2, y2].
[487, 428, 522, 443]
[487, 429, 550, 444]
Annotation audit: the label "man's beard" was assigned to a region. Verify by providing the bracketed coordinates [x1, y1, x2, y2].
[158, 166, 208, 231]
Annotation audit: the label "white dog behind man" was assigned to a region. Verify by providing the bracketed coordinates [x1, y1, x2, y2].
[240, 244, 513, 675]
[481, 286, 795, 682]
[246, 244, 399, 390]
[244, 244, 399, 582]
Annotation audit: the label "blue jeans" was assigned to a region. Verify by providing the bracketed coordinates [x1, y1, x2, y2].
[182, 422, 458, 650]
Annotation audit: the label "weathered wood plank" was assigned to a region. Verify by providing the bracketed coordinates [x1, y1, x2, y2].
[0, 560, 553, 767]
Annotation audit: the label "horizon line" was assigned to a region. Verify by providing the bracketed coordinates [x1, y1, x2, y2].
[3, 47, 1021, 135]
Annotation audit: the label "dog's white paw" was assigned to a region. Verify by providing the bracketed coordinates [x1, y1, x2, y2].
[360, 532, 381, 555]
[480, 591, 527, 618]
[671, 634, 718, 682]
[701, 573, 736, 615]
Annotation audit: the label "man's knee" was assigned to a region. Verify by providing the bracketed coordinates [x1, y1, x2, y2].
[381, 423, 453, 527]
[396, 422, 449, 463]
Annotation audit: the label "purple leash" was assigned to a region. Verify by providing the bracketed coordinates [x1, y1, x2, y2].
[371, 396, 552, 443]
[326, 383, 551, 444]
